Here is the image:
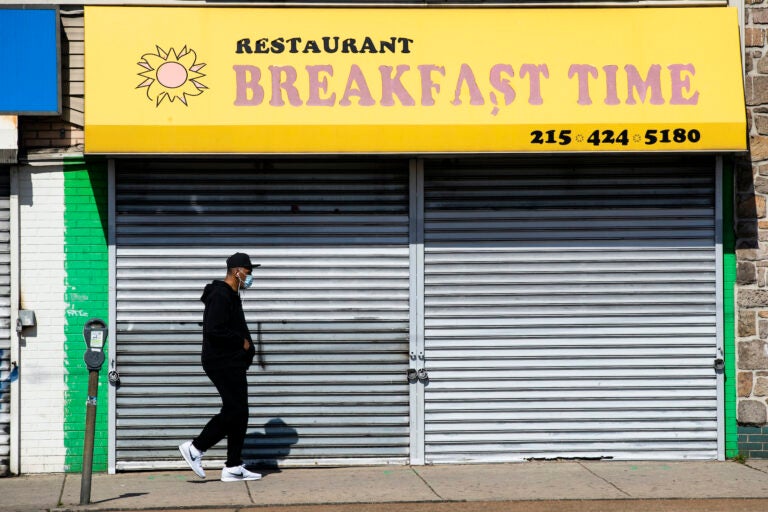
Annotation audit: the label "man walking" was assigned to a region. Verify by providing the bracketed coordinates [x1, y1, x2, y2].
[179, 252, 261, 482]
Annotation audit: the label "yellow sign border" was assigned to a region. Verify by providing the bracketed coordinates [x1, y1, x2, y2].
[85, 6, 747, 154]
[87, 123, 746, 154]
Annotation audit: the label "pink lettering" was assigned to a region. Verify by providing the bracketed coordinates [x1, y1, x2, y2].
[340, 64, 375, 106]
[625, 64, 664, 105]
[306, 65, 336, 106]
[568, 64, 598, 106]
[602, 65, 620, 105]
[489, 64, 515, 106]
[668, 64, 699, 105]
[233, 65, 264, 106]
[379, 65, 415, 106]
[268, 66, 302, 106]
[452, 63, 484, 106]
[520, 64, 548, 105]
[418, 65, 445, 106]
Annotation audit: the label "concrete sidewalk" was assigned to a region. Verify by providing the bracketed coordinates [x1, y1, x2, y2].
[1, 460, 768, 512]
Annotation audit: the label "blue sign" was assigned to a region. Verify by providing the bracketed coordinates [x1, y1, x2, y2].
[0, 7, 60, 114]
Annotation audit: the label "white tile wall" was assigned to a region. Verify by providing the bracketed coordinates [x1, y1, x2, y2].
[17, 166, 66, 473]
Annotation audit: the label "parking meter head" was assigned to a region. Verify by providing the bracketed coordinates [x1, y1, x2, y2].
[83, 319, 108, 371]
[83, 318, 108, 351]
[84, 350, 105, 371]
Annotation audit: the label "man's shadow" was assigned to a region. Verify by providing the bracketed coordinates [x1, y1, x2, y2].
[243, 418, 299, 475]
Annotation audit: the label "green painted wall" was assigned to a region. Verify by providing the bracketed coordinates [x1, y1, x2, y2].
[723, 161, 737, 458]
[62, 157, 109, 472]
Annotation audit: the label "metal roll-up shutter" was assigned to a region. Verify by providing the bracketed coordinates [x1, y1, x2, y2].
[423, 156, 718, 462]
[0, 168, 10, 475]
[115, 160, 410, 469]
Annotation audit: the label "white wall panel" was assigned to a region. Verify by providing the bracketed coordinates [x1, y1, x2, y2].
[17, 166, 66, 473]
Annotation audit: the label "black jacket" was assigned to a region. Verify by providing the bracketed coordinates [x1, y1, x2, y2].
[200, 280, 255, 371]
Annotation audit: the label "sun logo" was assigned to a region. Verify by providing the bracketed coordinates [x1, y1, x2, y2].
[137, 45, 207, 106]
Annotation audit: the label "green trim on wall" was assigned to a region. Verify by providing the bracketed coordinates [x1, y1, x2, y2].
[62, 156, 109, 472]
[722, 159, 738, 458]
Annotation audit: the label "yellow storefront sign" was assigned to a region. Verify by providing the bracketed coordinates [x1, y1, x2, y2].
[85, 7, 746, 154]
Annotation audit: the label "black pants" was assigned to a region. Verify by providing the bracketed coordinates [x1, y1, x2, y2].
[193, 367, 249, 468]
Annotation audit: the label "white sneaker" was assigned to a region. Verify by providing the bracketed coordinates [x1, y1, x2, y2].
[221, 464, 262, 482]
[178, 441, 205, 479]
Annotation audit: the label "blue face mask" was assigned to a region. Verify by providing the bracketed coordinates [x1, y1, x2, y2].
[240, 272, 254, 289]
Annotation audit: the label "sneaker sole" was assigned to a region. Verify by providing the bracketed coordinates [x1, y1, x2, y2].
[178, 445, 206, 479]
[221, 476, 261, 482]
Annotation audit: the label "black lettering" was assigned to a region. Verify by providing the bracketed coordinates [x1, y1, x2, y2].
[398, 37, 414, 54]
[379, 37, 396, 54]
[323, 36, 340, 53]
[303, 39, 321, 54]
[271, 38, 285, 53]
[287, 37, 302, 53]
[236, 35, 413, 55]
[236, 38, 253, 54]
[254, 38, 268, 54]
[359, 37, 377, 53]
[342, 38, 358, 54]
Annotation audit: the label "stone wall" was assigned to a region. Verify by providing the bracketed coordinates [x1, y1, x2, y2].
[740, 3, 768, 430]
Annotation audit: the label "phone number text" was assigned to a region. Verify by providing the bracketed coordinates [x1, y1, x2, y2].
[529, 128, 701, 146]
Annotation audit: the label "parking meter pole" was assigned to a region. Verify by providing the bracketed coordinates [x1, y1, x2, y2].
[80, 369, 99, 505]
[80, 319, 108, 506]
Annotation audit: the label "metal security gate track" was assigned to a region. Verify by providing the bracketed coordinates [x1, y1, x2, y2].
[0, 170, 10, 475]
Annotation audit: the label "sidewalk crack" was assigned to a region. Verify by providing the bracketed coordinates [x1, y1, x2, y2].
[58, 473, 68, 507]
[245, 479, 256, 504]
[577, 461, 632, 498]
[745, 462, 768, 475]
[410, 466, 444, 500]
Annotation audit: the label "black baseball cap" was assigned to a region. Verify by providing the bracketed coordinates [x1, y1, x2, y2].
[226, 252, 259, 271]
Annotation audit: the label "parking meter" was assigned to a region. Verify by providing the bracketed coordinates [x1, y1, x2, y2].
[83, 318, 108, 371]
[80, 318, 108, 505]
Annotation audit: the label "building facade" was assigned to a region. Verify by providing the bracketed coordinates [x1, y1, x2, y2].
[740, 0, 768, 459]
[3, 0, 765, 475]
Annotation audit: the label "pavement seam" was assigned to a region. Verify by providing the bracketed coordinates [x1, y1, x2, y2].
[245, 479, 256, 505]
[58, 473, 68, 508]
[409, 467, 444, 500]
[745, 462, 768, 475]
[576, 462, 632, 498]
